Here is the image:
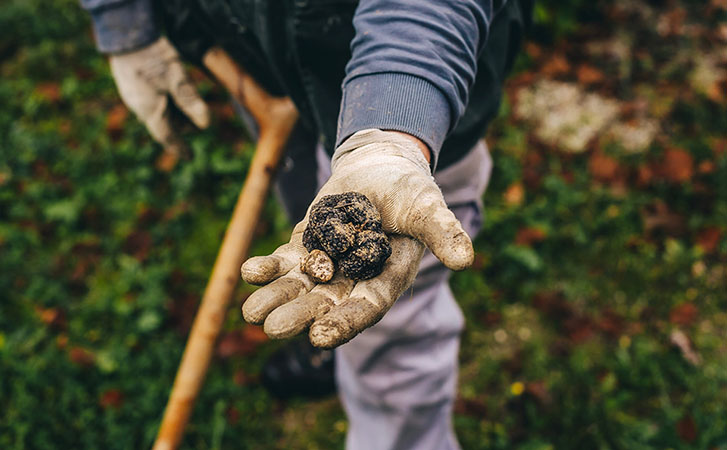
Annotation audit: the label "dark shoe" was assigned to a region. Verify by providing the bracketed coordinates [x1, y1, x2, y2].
[261, 337, 336, 399]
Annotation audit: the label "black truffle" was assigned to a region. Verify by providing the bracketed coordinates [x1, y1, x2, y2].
[303, 192, 391, 280]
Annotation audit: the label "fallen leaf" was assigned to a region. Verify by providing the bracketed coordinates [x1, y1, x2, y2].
[696, 227, 722, 253]
[523, 151, 544, 188]
[670, 303, 698, 326]
[596, 309, 625, 338]
[711, 0, 727, 11]
[676, 414, 698, 443]
[515, 227, 547, 246]
[564, 315, 595, 344]
[697, 160, 716, 174]
[504, 183, 525, 206]
[216, 325, 269, 358]
[123, 230, 152, 262]
[106, 103, 128, 136]
[712, 137, 727, 157]
[717, 23, 727, 41]
[99, 389, 124, 410]
[241, 324, 268, 344]
[657, 7, 687, 37]
[577, 64, 605, 84]
[706, 79, 726, 104]
[71, 258, 93, 281]
[56, 334, 69, 350]
[69, 346, 95, 367]
[636, 165, 654, 187]
[541, 54, 571, 77]
[588, 152, 621, 182]
[155, 151, 180, 172]
[660, 149, 693, 183]
[36, 82, 61, 102]
[162, 202, 190, 222]
[525, 42, 542, 60]
[35, 306, 66, 329]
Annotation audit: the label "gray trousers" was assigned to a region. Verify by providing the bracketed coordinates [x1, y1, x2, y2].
[236, 102, 491, 449]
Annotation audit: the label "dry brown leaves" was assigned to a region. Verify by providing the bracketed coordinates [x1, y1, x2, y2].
[503, 182, 525, 207]
[660, 149, 694, 183]
[515, 227, 547, 246]
[669, 303, 698, 326]
[676, 414, 698, 443]
[35, 82, 61, 102]
[99, 389, 124, 410]
[106, 103, 128, 138]
[696, 227, 723, 253]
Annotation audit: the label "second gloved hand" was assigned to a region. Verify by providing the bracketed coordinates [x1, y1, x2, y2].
[241, 129, 475, 348]
[109, 37, 210, 155]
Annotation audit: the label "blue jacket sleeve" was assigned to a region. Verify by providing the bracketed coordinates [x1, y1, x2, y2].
[336, 0, 493, 168]
[80, 0, 159, 54]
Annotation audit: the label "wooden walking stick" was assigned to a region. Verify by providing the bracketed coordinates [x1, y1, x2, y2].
[152, 47, 298, 450]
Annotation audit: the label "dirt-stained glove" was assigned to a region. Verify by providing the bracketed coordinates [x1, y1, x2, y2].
[241, 129, 474, 348]
[109, 37, 210, 155]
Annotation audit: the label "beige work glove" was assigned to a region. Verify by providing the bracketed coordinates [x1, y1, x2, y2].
[241, 129, 474, 348]
[109, 37, 210, 155]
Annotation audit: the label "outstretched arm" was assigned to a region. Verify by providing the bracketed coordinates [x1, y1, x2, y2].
[242, 0, 493, 351]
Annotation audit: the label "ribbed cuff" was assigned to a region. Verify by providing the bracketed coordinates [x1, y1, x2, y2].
[337, 73, 451, 169]
[89, 0, 159, 54]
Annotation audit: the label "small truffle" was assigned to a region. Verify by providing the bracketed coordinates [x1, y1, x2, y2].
[303, 192, 391, 280]
[301, 249, 335, 283]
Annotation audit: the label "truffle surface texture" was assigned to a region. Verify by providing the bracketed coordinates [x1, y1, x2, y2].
[301, 249, 335, 283]
[303, 192, 391, 280]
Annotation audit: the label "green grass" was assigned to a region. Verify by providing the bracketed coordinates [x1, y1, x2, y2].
[1, 0, 726, 448]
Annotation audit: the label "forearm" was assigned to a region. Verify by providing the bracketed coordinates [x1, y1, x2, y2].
[80, 0, 159, 53]
[336, 0, 492, 168]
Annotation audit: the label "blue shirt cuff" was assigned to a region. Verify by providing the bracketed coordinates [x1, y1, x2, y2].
[336, 73, 451, 170]
[86, 0, 159, 54]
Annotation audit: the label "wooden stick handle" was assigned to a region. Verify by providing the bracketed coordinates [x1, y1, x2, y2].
[152, 48, 298, 450]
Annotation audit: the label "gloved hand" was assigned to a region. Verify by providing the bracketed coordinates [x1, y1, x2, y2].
[109, 37, 210, 155]
[241, 129, 474, 348]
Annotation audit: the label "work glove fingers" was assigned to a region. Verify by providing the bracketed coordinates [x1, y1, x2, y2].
[241, 267, 315, 325]
[241, 225, 307, 285]
[141, 95, 177, 147]
[403, 186, 475, 271]
[262, 273, 354, 339]
[167, 62, 211, 130]
[308, 236, 424, 348]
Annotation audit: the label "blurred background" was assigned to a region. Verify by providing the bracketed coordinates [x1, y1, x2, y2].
[1, 0, 726, 448]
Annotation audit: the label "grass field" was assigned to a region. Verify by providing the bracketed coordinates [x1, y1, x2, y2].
[1, 1, 726, 448]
